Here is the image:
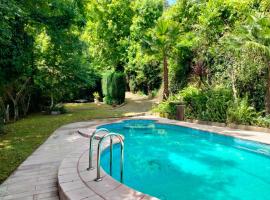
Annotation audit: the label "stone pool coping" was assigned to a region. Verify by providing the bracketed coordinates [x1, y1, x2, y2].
[80, 116, 270, 145]
[58, 132, 158, 200]
[58, 116, 270, 200]
[2, 116, 268, 200]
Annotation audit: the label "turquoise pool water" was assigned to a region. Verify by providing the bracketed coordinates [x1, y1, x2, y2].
[99, 119, 270, 200]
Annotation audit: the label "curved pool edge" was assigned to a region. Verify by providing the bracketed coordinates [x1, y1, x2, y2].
[59, 116, 270, 200]
[58, 125, 159, 200]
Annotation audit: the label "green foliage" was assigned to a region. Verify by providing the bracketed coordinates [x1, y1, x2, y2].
[1, 0, 270, 128]
[126, 0, 163, 94]
[0, 0, 100, 121]
[204, 88, 232, 122]
[102, 71, 126, 105]
[93, 92, 100, 101]
[102, 71, 113, 98]
[178, 86, 206, 120]
[126, 58, 162, 94]
[152, 99, 178, 119]
[154, 86, 232, 122]
[50, 104, 67, 114]
[256, 115, 270, 128]
[85, 0, 133, 69]
[0, 102, 138, 183]
[182, 86, 232, 122]
[227, 97, 259, 125]
[150, 89, 159, 98]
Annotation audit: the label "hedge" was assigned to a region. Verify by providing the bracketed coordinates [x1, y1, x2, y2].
[102, 71, 126, 105]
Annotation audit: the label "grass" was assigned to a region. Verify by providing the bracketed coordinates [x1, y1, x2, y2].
[0, 103, 126, 183]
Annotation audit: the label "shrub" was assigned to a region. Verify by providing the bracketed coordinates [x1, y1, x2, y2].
[154, 86, 232, 122]
[204, 88, 232, 122]
[93, 92, 100, 101]
[102, 71, 126, 105]
[51, 104, 67, 114]
[149, 89, 158, 99]
[178, 86, 232, 122]
[178, 86, 206, 120]
[152, 99, 178, 119]
[227, 97, 258, 125]
[256, 115, 270, 128]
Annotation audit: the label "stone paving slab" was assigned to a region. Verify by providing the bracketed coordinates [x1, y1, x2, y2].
[58, 138, 158, 200]
[0, 119, 117, 200]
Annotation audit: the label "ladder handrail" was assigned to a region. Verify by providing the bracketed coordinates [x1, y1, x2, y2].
[95, 133, 124, 183]
[87, 128, 110, 170]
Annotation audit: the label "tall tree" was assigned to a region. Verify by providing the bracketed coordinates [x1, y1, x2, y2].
[85, 0, 133, 70]
[0, 0, 34, 121]
[144, 19, 178, 99]
[126, 0, 163, 94]
[236, 15, 270, 113]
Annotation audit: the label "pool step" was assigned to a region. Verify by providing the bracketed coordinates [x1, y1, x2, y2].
[57, 135, 158, 200]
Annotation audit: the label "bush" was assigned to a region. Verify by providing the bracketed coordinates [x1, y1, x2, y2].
[50, 104, 67, 114]
[204, 88, 232, 122]
[256, 115, 270, 128]
[152, 99, 178, 119]
[93, 92, 100, 101]
[227, 97, 258, 125]
[154, 86, 232, 122]
[177, 86, 232, 122]
[149, 89, 158, 99]
[178, 86, 206, 120]
[102, 71, 126, 105]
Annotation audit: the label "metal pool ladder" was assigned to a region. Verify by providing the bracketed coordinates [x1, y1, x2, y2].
[87, 128, 124, 183]
[87, 128, 110, 170]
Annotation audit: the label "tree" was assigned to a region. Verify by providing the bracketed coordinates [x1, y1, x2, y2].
[126, 0, 163, 94]
[85, 0, 133, 70]
[0, 2, 35, 121]
[30, 0, 98, 109]
[144, 19, 179, 99]
[234, 15, 270, 113]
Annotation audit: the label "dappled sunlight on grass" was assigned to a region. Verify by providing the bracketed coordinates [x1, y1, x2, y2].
[123, 112, 145, 116]
[0, 93, 155, 183]
[0, 140, 13, 150]
[0, 103, 125, 183]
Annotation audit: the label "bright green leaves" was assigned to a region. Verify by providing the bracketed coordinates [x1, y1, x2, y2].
[85, 0, 133, 70]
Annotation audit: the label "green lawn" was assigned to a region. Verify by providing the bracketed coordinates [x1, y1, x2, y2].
[0, 103, 126, 183]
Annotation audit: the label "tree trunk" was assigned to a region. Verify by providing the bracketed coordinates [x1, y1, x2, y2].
[14, 102, 19, 121]
[21, 95, 31, 116]
[163, 54, 169, 100]
[50, 94, 54, 110]
[265, 63, 270, 114]
[5, 104, 9, 123]
[6, 78, 31, 121]
[230, 68, 238, 102]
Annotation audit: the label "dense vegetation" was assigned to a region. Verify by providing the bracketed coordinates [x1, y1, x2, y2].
[152, 0, 270, 127]
[0, 0, 270, 132]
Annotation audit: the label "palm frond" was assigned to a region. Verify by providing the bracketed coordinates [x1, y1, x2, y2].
[244, 41, 270, 58]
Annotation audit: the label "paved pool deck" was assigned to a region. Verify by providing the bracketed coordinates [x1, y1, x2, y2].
[1, 116, 270, 200]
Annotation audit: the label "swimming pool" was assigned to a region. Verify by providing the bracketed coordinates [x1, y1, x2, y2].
[99, 119, 270, 200]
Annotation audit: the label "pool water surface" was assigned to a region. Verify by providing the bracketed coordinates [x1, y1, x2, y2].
[99, 120, 270, 200]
